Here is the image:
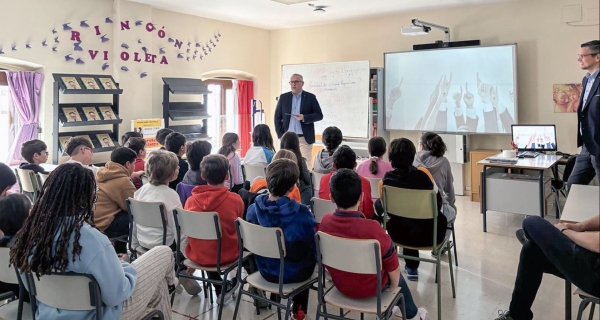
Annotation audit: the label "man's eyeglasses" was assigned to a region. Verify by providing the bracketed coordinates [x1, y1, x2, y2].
[578, 53, 599, 59]
[289, 81, 303, 85]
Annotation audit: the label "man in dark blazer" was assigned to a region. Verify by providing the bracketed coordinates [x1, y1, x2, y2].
[568, 40, 600, 188]
[274, 73, 323, 163]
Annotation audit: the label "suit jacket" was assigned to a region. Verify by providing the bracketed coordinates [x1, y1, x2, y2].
[577, 71, 600, 157]
[274, 91, 323, 144]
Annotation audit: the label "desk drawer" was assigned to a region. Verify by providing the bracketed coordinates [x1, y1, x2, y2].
[485, 172, 551, 215]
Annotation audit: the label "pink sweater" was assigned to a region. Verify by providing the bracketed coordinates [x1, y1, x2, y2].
[355, 158, 393, 179]
[224, 152, 244, 188]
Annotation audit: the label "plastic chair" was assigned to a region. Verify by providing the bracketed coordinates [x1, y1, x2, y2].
[574, 288, 599, 320]
[243, 164, 267, 184]
[311, 171, 326, 197]
[232, 218, 318, 320]
[126, 198, 168, 260]
[551, 155, 577, 218]
[310, 197, 336, 224]
[0, 248, 32, 320]
[172, 208, 250, 318]
[15, 169, 40, 202]
[36, 173, 49, 189]
[25, 272, 163, 320]
[366, 178, 382, 199]
[381, 186, 456, 320]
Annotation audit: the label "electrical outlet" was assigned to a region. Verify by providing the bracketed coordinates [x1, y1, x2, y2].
[563, 4, 582, 23]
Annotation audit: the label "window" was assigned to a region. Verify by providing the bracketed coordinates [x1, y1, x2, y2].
[206, 84, 222, 151]
[0, 85, 12, 163]
[204, 79, 234, 152]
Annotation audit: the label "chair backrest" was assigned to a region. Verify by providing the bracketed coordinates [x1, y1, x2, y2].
[366, 178, 382, 199]
[311, 197, 336, 224]
[315, 232, 380, 275]
[0, 248, 17, 285]
[311, 171, 325, 196]
[16, 169, 39, 193]
[126, 198, 168, 229]
[235, 218, 285, 259]
[382, 186, 438, 220]
[174, 208, 220, 240]
[244, 164, 267, 183]
[37, 172, 49, 187]
[28, 273, 101, 314]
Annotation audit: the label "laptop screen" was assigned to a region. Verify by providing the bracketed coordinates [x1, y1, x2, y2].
[511, 125, 557, 151]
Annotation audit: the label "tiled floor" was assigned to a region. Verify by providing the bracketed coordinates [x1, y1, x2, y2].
[171, 196, 600, 320]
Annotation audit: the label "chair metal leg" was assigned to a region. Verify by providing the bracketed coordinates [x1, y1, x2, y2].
[340, 308, 344, 317]
[451, 225, 458, 267]
[437, 260, 442, 320]
[447, 241, 456, 298]
[232, 282, 245, 320]
[284, 297, 294, 320]
[576, 300, 590, 320]
[587, 302, 596, 320]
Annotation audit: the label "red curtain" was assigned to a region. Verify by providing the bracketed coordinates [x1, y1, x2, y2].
[237, 80, 254, 157]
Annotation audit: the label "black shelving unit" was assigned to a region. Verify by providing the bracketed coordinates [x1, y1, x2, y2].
[162, 78, 212, 142]
[52, 73, 123, 164]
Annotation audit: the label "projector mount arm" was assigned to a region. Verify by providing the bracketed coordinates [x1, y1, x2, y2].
[412, 19, 450, 42]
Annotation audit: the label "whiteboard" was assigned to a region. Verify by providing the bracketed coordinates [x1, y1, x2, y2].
[281, 61, 370, 138]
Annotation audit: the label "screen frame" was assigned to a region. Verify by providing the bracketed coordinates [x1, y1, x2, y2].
[511, 124, 557, 152]
[383, 43, 518, 135]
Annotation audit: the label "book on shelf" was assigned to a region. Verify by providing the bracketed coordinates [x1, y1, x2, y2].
[98, 106, 116, 120]
[96, 133, 115, 147]
[82, 107, 101, 121]
[62, 107, 82, 122]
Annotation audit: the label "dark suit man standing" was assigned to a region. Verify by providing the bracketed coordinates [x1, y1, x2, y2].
[274, 73, 323, 163]
[568, 40, 600, 188]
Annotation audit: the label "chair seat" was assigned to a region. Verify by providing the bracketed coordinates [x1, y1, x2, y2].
[574, 288, 600, 300]
[182, 252, 251, 272]
[324, 286, 400, 314]
[245, 272, 317, 295]
[0, 300, 33, 320]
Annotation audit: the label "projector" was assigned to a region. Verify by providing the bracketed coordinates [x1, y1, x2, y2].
[401, 25, 430, 36]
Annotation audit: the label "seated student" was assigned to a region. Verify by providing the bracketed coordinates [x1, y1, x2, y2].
[121, 131, 142, 146]
[249, 150, 302, 203]
[246, 158, 316, 318]
[19, 139, 49, 174]
[280, 132, 312, 205]
[219, 133, 245, 192]
[0, 194, 30, 300]
[64, 136, 98, 176]
[0, 163, 17, 198]
[375, 138, 447, 282]
[413, 132, 457, 225]
[184, 154, 244, 301]
[94, 148, 138, 247]
[318, 146, 375, 219]
[356, 136, 393, 179]
[165, 132, 188, 190]
[495, 216, 600, 320]
[125, 137, 147, 189]
[155, 128, 174, 150]
[244, 124, 276, 166]
[9, 163, 176, 319]
[177, 140, 212, 206]
[313, 126, 343, 174]
[319, 169, 428, 320]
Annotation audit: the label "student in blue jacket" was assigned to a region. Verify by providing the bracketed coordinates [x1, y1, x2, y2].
[9, 163, 176, 320]
[246, 158, 316, 318]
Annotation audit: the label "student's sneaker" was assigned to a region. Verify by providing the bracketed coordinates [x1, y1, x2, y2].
[495, 310, 514, 320]
[217, 278, 239, 305]
[249, 285, 270, 309]
[515, 229, 528, 245]
[405, 265, 419, 281]
[392, 306, 428, 319]
[179, 277, 202, 295]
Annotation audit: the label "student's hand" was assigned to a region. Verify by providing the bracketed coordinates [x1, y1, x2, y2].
[564, 222, 584, 232]
[554, 222, 573, 233]
[131, 171, 144, 179]
[293, 114, 304, 121]
[477, 73, 491, 104]
[453, 86, 463, 106]
[118, 253, 130, 263]
[463, 82, 474, 108]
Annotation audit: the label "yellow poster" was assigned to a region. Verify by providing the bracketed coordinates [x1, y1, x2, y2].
[131, 119, 165, 149]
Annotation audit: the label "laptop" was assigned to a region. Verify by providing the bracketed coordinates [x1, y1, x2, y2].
[511, 124, 557, 157]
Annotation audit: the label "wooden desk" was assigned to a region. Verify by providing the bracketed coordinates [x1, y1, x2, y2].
[558, 184, 599, 320]
[478, 154, 561, 232]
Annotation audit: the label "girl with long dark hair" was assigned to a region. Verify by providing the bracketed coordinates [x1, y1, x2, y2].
[356, 136, 393, 179]
[280, 131, 312, 205]
[244, 124, 276, 166]
[218, 132, 244, 192]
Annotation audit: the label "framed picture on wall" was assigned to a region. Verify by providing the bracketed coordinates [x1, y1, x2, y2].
[61, 77, 82, 90]
[98, 106, 116, 120]
[96, 134, 115, 147]
[99, 78, 117, 90]
[82, 107, 100, 121]
[81, 77, 100, 90]
[61, 107, 82, 122]
[58, 136, 72, 152]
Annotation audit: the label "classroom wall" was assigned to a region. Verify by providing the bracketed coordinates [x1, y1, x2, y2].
[269, 0, 599, 192]
[0, 0, 270, 163]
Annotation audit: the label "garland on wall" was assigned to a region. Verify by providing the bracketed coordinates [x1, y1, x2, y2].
[0, 18, 223, 78]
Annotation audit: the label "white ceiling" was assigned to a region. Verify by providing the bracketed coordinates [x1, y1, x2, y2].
[130, 0, 512, 30]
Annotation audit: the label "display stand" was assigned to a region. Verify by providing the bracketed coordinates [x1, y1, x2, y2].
[162, 78, 212, 142]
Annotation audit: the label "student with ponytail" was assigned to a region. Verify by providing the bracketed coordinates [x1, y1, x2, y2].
[413, 132, 457, 224]
[356, 137, 393, 179]
[313, 126, 343, 174]
[218, 133, 245, 192]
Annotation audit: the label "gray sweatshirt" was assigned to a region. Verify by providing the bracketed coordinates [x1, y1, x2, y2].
[312, 148, 335, 174]
[413, 150, 457, 211]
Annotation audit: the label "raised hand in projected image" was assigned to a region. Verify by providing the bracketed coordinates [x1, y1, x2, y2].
[387, 77, 403, 106]
[463, 82, 475, 108]
[440, 72, 452, 103]
[419, 75, 443, 130]
[490, 86, 507, 114]
[477, 72, 492, 104]
[423, 74, 452, 130]
[453, 86, 463, 113]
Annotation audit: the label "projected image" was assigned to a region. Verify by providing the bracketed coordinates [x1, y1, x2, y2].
[511, 125, 557, 151]
[384, 45, 517, 134]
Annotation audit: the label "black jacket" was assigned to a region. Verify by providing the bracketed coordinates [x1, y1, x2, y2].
[274, 91, 323, 144]
[577, 71, 600, 157]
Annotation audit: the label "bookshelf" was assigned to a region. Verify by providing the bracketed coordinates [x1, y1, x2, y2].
[162, 78, 212, 142]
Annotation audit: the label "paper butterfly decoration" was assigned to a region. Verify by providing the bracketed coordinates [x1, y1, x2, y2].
[142, 47, 148, 53]
[121, 43, 129, 49]
[62, 23, 72, 30]
[105, 17, 113, 23]
[0, 49, 4, 54]
[135, 20, 143, 26]
[42, 41, 47, 46]
[76, 58, 84, 64]
[26, 44, 32, 49]
[52, 28, 57, 34]
[121, 66, 129, 72]
[74, 42, 83, 51]
[101, 35, 109, 42]
[140, 72, 148, 78]
[159, 47, 166, 54]
[52, 47, 57, 52]
[177, 53, 183, 59]
[80, 20, 90, 27]
[65, 54, 74, 61]
[11, 46, 17, 51]
[54, 37, 60, 43]
[102, 62, 109, 71]
[195, 42, 201, 47]
[168, 38, 174, 43]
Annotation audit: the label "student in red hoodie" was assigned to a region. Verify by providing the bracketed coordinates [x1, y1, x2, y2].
[318, 145, 375, 219]
[184, 154, 244, 302]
